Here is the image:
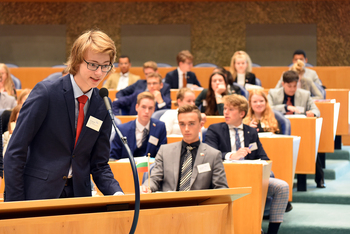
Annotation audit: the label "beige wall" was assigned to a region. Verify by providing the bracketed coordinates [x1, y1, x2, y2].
[0, 0, 349, 66]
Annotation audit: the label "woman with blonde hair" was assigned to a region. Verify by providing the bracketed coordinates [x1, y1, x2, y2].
[230, 51, 256, 86]
[0, 63, 17, 97]
[3, 104, 22, 155]
[243, 89, 280, 133]
[290, 60, 323, 100]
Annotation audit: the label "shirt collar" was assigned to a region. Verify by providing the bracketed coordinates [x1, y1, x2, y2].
[283, 92, 294, 99]
[182, 140, 200, 149]
[136, 118, 150, 132]
[177, 67, 185, 77]
[227, 123, 243, 130]
[120, 72, 129, 77]
[70, 74, 93, 100]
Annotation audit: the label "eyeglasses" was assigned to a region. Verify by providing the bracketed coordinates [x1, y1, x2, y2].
[83, 59, 112, 72]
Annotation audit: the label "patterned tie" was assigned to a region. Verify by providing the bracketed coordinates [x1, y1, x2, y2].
[75, 95, 88, 147]
[179, 145, 193, 191]
[182, 73, 187, 88]
[234, 128, 241, 151]
[141, 128, 149, 144]
[286, 97, 293, 115]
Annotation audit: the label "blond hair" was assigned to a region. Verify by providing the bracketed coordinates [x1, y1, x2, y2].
[243, 90, 279, 133]
[223, 94, 248, 118]
[18, 89, 31, 105]
[176, 50, 193, 65]
[143, 61, 158, 72]
[136, 91, 155, 105]
[290, 59, 305, 75]
[230, 51, 252, 79]
[66, 30, 116, 76]
[0, 63, 16, 97]
[146, 72, 162, 83]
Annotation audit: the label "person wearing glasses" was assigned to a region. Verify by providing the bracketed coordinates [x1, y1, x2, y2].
[165, 50, 201, 89]
[112, 72, 171, 115]
[4, 30, 123, 201]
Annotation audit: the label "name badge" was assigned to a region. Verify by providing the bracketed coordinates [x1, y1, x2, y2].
[86, 116, 103, 132]
[249, 142, 258, 151]
[197, 163, 211, 174]
[149, 135, 159, 146]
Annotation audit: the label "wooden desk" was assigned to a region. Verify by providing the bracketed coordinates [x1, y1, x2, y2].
[116, 115, 137, 124]
[109, 160, 269, 234]
[260, 135, 300, 201]
[288, 117, 323, 174]
[325, 89, 350, 135]
[225, 161, 271, 234]
[315, 101, 340, 152]
[204, 116, 225, 128]
[108, 90, 117, 100]
[0, 188, 250, 234]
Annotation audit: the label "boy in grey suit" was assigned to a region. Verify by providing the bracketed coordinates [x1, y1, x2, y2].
[268, 70, 320, 117]
[141, 105, 228, 193]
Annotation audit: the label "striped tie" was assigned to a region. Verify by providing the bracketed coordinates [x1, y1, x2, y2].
[179, 146, 193, 191]
[234, 128, 241, 151]
[142, 128, 149, 144]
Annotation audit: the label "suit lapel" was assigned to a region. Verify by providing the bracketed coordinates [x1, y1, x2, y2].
[190, 143, 206, 188]
[172, 142, 182, 190]
[221, 123, 231, 151]
[243, 125, 250, 147]
[62, 75, 76, 141]
[146, 119, 156, 157]
[129, 120, 137, 153]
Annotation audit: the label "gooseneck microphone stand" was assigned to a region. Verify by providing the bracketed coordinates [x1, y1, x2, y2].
[99, 88, 140, 234]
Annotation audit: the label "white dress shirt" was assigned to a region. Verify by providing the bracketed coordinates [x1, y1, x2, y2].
[116, 72, 129, 91]
[135, 118, 150, 148]
[225, 123, 244, 160]
[159, 109, 181, 135]
[237, 73, 245, 86]
[177, 67, 186, 89]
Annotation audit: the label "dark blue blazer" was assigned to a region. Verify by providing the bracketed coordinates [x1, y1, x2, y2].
[165, 69, 201, 89]
[4, 75, 122, 201]
[112, 89, 171, 115]
[205, 122, 269, 160]
[110, 118, 167, 159]
[116, 80, 171, 99]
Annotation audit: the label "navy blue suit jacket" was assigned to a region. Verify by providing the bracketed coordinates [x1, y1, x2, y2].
[116, 80, 171, 99]
[110, 118, 167, 159]
[112, 89, 171, 115]
[4, 75, 123, 201]
[205, 122, 269, 160]
[165, 69, 201, 89]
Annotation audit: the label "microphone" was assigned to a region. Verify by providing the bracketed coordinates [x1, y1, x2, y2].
[99, 87, 140, 234]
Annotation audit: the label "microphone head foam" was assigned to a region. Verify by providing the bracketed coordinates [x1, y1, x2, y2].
[99, 87, 109, 98]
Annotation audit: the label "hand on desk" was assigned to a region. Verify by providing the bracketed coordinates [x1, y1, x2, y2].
[140, 185, 152, 194]
[230, 147, 251, 160]
[306, 111, 315, 117]
[287, 105, 301, 114]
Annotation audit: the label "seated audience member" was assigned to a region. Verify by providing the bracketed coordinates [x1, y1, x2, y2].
[275, 49, 322, 88]
[268, 70, 320, 117]
[3, 104, 22, 155]
[160, 88, 196, 135]
[195, 71, 228, 115]
[116, 61, 170, 99]
[110, 92, 167, 160]
[230, 51, 256, 86]
[103, 55, 140, 90]
[243, 89, 280, 134]
[205, 94, 289, 234]
[112, 72, 171, 115]
[0, 74, 16, 110]
[140, 105, 228, 193]
[0, 63, 17, 98]
[1, 89, 31, 134]
[290, 60, 323, 99]
[213, 67, 241, 95]
[165, 50, 201, 89]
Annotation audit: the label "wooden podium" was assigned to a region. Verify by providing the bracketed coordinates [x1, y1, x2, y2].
[0, 188, 250, 234]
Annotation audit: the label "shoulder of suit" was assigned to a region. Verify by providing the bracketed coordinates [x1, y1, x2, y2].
[296, 88, 311, 95]
[305, 67, 317, 75]
[247, 72, 256, 78]
[208, 122, 226, 130]
[150, 118, 166, 126]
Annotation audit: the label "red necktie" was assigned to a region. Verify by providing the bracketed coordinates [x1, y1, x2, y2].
[286, 97, 293, 115]
[75, 95, 88, 147]
[183, 73, 187, 88]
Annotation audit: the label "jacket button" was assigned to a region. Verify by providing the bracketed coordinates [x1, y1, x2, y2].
[63, 176, 67, 180]
[72, 155, 75, 158]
